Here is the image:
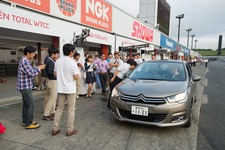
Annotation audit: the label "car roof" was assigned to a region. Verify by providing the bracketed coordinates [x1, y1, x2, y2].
[143, 60, 187, 64]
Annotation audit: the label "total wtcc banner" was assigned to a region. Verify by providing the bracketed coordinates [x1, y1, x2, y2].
[160, 34, 190, 54]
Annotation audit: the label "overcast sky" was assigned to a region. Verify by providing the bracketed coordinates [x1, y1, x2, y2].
[106, 0, 225, 49]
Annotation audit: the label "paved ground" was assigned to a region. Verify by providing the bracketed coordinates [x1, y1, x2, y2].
[0, 76, 21, 99]
[197, 61, 225, 150]
[0, 76, 46, 99]
[0, 76, 46, 106]
[0, 65, 207, 150]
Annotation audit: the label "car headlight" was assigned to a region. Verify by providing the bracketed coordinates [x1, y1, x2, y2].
[112, 88, 120, 97]
[166, 90, 187, 103]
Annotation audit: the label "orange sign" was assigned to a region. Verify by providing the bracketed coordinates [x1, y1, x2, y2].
[81, 0, 112, 32]
[56, 0, 77, 17]
[8, 0, 50, 14]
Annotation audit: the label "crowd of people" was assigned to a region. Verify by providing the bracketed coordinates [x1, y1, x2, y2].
[190, 58, 209, 67]
[16, 44, 152, 136]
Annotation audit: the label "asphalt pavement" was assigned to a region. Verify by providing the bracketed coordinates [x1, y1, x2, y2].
[0, 64, 207, 150]
[197, 61, 225, 150]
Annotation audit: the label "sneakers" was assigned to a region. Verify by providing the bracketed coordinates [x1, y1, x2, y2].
[76, 96, 79, 99]
[25, 124, 41, 130]
[22, 121, 37, 126]
[42, 115, 54, 121]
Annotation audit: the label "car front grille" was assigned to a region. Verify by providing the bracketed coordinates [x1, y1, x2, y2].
[120, 94, 166, 105]
[119, 109, 167, 123]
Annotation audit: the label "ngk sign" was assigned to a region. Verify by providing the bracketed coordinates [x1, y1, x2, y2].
[81, 0, 112, 32]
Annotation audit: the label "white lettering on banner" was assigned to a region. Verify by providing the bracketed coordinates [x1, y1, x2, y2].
[181, 47, 184, 52]
[85, 16, 108, 28]
[89, 33, 108, 41]
[0, 10, 49, 29]
[86, 0, 109, 21]
[25, 0, 41, 6]
[122, 41, 135, 46]
[166, 39, 173, 47]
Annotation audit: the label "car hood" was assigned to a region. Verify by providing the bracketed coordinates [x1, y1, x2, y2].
[117, 78, 187, 98]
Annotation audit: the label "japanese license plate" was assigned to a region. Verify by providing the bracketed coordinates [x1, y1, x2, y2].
[131, 106, 148, 116]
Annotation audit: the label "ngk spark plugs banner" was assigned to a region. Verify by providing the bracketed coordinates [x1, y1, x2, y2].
[81, 0, 112, 32]
[50, 0, 81, 22]
[7, 0, 50, 14]
[112, 7, 160, 46]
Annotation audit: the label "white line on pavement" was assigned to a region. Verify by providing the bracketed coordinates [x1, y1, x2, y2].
[205, 79, 208, 86]
[0, 96, 45, 108]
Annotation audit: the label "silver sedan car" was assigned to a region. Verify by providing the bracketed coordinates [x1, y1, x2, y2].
[110, 60, 201, 127]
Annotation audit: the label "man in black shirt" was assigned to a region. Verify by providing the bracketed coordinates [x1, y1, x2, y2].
[43, 45, 59, 121]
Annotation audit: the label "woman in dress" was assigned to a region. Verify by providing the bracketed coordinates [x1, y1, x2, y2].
[84, 55, 97, 98]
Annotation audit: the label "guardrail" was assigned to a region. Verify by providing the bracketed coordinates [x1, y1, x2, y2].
[0, 63, 18, 77]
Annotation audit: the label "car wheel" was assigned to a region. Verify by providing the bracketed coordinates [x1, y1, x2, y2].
[184, 108, 192, 127]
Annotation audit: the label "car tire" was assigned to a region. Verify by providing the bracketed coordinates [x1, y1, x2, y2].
[184, 108, 192, 127]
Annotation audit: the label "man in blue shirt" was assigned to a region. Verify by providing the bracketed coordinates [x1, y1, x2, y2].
[43, 45, 59, 121]
[106, 53, 112, 63]
[16, 46, 46, 129]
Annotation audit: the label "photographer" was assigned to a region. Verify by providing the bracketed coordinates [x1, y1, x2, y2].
[74, 53, 84, 99]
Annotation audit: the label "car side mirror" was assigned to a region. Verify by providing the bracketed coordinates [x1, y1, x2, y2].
[192, 75, 201, 82]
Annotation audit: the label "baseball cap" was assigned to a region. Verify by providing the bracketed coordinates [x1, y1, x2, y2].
[114, 52, 119, 55]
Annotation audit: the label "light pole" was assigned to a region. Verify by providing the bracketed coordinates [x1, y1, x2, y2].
[186, 28, 192, 47]
[195, 40, 198, 50]
[176, 14, 184, 42]
[190, 34, 195, 50]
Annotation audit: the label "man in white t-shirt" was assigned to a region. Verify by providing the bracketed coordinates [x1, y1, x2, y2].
[135, 53, 143, 64]
[74, 53, 84, 99]
[108, 60, 137, 108]
[109, 52, 123, 80]
[52, 44, 79, 136]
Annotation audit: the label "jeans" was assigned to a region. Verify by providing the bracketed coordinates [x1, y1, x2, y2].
[109, 73, 114, 80]
[108, 76, 122, 107]
[99, 73, 107, 93]
[20, 89, 35, 126]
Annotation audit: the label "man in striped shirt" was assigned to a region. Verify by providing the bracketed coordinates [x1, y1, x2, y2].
[16, 46, 46, 129]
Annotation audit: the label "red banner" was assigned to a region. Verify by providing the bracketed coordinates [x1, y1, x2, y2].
[8, 0, 50, 14]
[81, 0, 112, 32]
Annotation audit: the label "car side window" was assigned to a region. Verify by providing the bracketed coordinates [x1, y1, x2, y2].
[187, 63, 192, 74]
[186, 64, 192, 78]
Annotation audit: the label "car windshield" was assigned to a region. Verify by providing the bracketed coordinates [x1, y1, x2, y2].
[129, 62, 186, 81]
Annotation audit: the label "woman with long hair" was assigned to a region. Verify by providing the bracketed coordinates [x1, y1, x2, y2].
[84, 55, 97, 98]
